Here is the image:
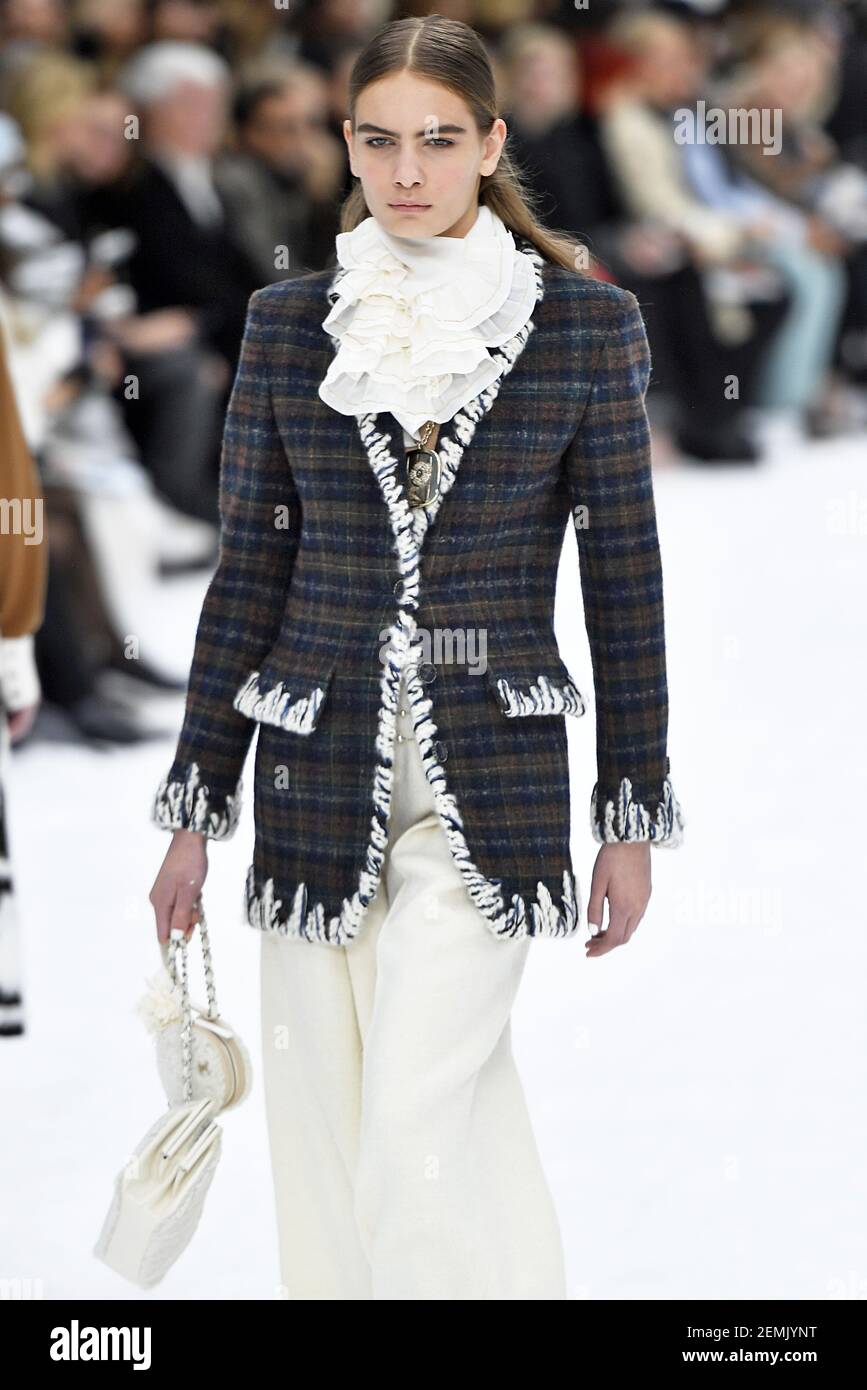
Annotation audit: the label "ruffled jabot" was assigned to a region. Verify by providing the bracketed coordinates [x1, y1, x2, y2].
[318, 203, 539, 438]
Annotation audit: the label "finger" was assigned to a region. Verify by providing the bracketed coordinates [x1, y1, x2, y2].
[184, 878, 204, 935]
[152, 889, 173, 946]
[585, 911, 613, 955]
[586, 881, 607, 938]
[586, 928, 616, 957]
[606, 906, 630, 944]
[168, 888, 199, 943]
[586, 908, 629, 956]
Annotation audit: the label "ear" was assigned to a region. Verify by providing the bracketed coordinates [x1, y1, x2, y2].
[479, 116, 507, 177]
[342, 117, 357, 176]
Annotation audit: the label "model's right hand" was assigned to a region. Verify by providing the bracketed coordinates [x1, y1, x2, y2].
[149, 829, 209, 946]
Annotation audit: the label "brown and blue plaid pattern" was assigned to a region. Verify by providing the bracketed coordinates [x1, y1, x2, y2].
[152, 237, 683, 944]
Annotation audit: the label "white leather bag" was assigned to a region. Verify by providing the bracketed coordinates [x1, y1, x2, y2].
[92, 1093, 222, 1288]
[143, 902, 252, 1113]
[93, 899, 245, 1287]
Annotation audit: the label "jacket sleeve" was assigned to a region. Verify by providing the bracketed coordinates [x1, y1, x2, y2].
[562, 288, 684, 846]
[151, 287, 301, 839]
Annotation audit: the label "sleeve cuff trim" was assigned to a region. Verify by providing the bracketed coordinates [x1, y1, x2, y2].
[591, 773, 684, 846]
[151, 761, 243, 841]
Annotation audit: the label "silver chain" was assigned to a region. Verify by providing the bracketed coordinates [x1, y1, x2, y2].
[166, 896, 219, 1104]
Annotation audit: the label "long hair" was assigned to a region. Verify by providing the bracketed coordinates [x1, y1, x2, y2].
[338, 13, 584, 271]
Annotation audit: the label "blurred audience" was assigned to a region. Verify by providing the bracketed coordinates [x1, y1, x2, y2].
[502, 21, 791, 462]
[722, 15, 867, 390]
[598, 10, 850, 439]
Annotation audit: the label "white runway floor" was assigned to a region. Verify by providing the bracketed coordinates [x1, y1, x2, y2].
[2, 418, 866, 1300]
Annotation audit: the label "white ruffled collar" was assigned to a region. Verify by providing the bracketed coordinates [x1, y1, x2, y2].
[318, 203, 540, 438]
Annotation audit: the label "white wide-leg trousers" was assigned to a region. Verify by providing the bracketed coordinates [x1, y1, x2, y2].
[259, 670, 568, 1300]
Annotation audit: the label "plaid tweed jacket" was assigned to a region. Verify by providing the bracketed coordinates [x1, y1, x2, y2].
[151, 237, 684, 945]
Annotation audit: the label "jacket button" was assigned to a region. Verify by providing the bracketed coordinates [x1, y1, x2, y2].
[434, 739, 447, 761]
[393, 579, 404, 597]
[418, 662, 436, 683]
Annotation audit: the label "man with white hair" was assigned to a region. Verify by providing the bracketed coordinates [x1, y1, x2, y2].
[92, 40, 262, 370]
[119, 41, 230, 228]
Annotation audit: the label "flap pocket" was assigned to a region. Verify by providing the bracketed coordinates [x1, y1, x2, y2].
[233, 648, 336, 734]
[484, 648, 586, 719]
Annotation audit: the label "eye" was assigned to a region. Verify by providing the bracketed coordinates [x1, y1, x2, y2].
[362, 136, 456, 149]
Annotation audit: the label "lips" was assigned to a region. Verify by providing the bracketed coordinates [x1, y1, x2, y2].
[389, 203, 431, 209]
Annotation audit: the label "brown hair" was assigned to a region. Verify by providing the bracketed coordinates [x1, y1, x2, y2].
[339, 13, 585, 271]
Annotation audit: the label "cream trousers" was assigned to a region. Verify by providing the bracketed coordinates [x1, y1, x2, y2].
[259, 669, 568, 1300]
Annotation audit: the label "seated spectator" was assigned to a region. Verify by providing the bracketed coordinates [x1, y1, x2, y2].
[91, 40, 262, 371]
[69, 0, 149, 75]
[214, 62, 343, 281]
[599, 9, 849, 438]
[0, 110, 201, 747]
[501, 21, 790, 464]
[823, 0, 867, 174]
[723, 16, 867, 394]
[6, 54, 226, 523]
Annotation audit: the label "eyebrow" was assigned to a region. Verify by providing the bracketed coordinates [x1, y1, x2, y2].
[355, 122, 468, 138]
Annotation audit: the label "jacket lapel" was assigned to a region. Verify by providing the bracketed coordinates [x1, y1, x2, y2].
[355, 243, 546, 566]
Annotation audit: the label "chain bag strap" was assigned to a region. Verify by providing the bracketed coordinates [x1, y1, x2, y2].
[153, 894, 252, 1113]
[162, 898, 218, 1105]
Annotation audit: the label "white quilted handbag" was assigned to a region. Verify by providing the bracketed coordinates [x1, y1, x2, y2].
[93, 899, 247, 1287]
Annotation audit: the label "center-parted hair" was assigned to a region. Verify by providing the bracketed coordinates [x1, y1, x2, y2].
[339, 13, 584, 271]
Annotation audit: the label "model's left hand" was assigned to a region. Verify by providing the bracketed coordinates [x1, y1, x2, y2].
[585, 843, 651, 956]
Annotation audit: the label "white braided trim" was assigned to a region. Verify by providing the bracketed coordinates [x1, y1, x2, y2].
[591, 774, 685, 846]
[152, 761, 242, 840]
[243, 246, 583, 943]
[494, 673, 586, 718]
[232, 670, 327, 734]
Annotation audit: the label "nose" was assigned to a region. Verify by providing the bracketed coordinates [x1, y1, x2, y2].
[392, 151, 424, 190]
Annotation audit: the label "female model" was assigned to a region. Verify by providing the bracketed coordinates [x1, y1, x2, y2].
[149, 14, 684, 1301]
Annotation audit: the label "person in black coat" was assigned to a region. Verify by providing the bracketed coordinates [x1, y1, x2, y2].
[91, 40, 262, 372]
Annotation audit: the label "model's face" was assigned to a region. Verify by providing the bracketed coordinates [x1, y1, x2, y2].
[342, 70, 506, 239]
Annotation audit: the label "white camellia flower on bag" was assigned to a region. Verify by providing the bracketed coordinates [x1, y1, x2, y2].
[134, 965, 184, 1032]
